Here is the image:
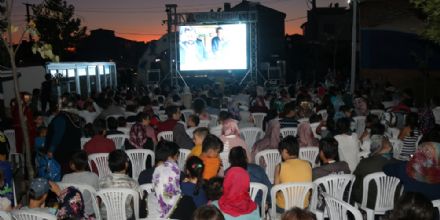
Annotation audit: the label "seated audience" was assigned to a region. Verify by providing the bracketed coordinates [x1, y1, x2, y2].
[157, 105, 181, 133]
[105, 117, 123, 136]
[351, 135, 398, 207]
[126, 112, 156, 149]
[61, 151, 99, 216]
[383, 142, 440, 200]
[187, 114, 200, 128]
[252, 116, 281, 162]
[190, 127, 210, 157]
[275, 136, 312, 211]
[334, 118, 360, 172]
[83, 120, 116, 155]
[313, 137, 350, 180]
[205, 177, 224, 202]
[211, 167, 260, 220]
[182, 156, 208, 207]
[279, 102, 299, 128]
[193, 204, 225, 220]
[281, 207, 316, 220]
[138, 140, 179, 185]
[97, 98, 124, 120]
[220, 119, 248, 156]
[229, 146, 272, 209]
[147, 160, 196, 219]
[200, 134, 224, 180]
[297, 122, 319, 147]
[398, 112, 421, 160]
[388, 192, 434, 220]
[99, 150, 139, 220]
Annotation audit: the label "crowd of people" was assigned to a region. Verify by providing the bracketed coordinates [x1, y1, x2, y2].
[0, 74, 439, 220]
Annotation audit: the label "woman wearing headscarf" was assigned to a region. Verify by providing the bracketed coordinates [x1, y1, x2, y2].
[251, 117, 281, 162]
[297, 122, 319, 147]
[211, 167, 260, 220]
[126, 112, 157, 150]
[56, 186, 92, 220]
[147, 161, 196, 219]
[249, 96, 268, 113]
[220, 119, 248, 157]
[384, 142, 440, 200]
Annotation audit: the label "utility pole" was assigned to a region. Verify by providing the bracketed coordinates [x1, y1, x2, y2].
[23, 3, 33, 41]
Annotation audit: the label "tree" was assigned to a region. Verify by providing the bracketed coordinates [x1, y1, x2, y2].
[32, 0, 86, 59]
[1, 0, 58, 180]
[411, 0, 440, 45]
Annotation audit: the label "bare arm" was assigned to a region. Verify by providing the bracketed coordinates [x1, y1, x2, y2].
[274, 163, 281, 185]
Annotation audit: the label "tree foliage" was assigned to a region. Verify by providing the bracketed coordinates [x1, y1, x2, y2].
[411, 0, 440, 45]
[32, 0, 86, 59]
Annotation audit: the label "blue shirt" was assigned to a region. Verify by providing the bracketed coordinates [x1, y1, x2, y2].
[0, 161, 13, 203]
[247, 164, 272, 205]
[180, 182, 208, 208]
[211, 200, 260, 220]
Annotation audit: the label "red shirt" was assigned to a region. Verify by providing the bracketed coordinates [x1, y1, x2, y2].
[83, 135, 116, 155]
[156, 119, 179, 133]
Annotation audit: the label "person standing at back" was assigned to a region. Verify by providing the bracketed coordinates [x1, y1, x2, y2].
[40, 74, 52, 113]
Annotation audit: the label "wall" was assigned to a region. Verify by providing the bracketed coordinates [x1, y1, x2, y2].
[2, 66, 46, 106]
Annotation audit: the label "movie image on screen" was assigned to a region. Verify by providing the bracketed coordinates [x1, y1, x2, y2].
[179, 24, 247, 71]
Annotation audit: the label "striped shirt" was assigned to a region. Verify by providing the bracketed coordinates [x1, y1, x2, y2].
[400, 129, 421, 160]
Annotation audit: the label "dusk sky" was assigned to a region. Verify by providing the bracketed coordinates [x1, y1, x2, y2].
[12, 0, 348, 43]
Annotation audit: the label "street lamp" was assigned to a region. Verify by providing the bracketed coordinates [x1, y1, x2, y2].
[348, 0, 357, 94]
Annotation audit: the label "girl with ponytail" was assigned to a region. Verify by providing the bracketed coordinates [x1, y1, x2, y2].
[181, 156, 208, 207]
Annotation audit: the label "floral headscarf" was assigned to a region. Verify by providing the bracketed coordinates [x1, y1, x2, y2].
[57, 187, 91, 220]
[129, 123, 148, 149]
[152, 161, 181, 218]
[221, 119, 240, 136]
[406, 142, 440, 184]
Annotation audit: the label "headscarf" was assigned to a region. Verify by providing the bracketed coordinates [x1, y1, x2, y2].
[222, 119, 240, 136]
[129, 123, 148, 149]
[152, 161, 181, 218]
[297, 122, 319, 147]
[57, 187, 89, 220]
[219, 167, 257, 217]
[406, 142, 440, 184]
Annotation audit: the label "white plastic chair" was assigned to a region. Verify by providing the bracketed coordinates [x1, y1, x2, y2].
[124, 112, 137, 118]
[178, 149, 191, 171]
[88, 153, 111, 178]
[157, 131, 173, 142]
[158, 113, 168, 121]
[12, 210, 56, 220]
[210, 125, 222, 137]
[209, 115, 219, 127]
[249, 182, 268, 219]
[118, 127, 130, 136]
[387, 127, 400, 139]
[97, 188, 140, 220]
[317, 109, 328, 120]
[240, 127, 264, 154]
[323, 193, 363, 220]
[369, 109, 385, 118]
[255, 149, 281, 184]
[80, 137, 91, 150]
[107, 134, 128, 150]
[105, 114, 124, 120]
[181, 109, 194, 122]
[126, 149, 155, 181]
[186, 127, 197, 138]
[432, 199, 440, 214]
[57, 182, 101, 219]
[0, 211, 11, 220]
[310, 174, 356, 220]
[3, 129, 16, 154]
[298, 118, 310, 124]
[270, 182, 313, 218]
[139, 183, 154, 194]
[280, 127, 298, 138]
[389, 138, 405, 160]
[252, 113, 267, 130]
[299, 147, 319, 168]
[310, 122, 321, 139]
[359, 172, 401, 220]
[220, 151, 230, 170]
[198, 120, 210, 128]
[353, 116, 366, 137]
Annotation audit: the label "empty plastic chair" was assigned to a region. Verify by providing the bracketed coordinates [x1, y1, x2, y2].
[12, 210, 56, 220]
[255, 149, 281, 184]
[323, 193, 363, 220]
[107, 134, 128, 150]
[252, 113, 267, 130]
[240, 127, 264, 154]
[126, 149, 155, 181]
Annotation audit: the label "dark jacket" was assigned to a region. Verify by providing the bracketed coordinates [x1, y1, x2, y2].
[312, 161, 350, 181]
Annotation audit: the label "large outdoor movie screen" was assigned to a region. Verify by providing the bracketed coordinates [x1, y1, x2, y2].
[179, 24, 247, 71]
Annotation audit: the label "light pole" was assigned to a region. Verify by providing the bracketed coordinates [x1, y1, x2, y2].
[349, 0, 357, 94]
